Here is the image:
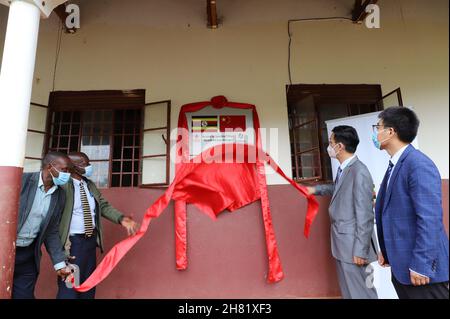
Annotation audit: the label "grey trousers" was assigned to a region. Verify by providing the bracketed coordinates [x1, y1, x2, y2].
[335, 259, 378, 299]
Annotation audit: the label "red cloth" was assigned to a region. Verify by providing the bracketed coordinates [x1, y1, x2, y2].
[74, 97, 319, 292]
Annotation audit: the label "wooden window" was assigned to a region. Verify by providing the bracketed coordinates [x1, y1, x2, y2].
[141, 101, 171, 186]
[45, 90, 171, 188]
[24, 102, 49, 172]
[287, 84, 386, 183]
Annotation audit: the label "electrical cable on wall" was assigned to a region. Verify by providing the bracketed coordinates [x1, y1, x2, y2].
[52, 20, 64, 92]
[287, 16, 353, 94]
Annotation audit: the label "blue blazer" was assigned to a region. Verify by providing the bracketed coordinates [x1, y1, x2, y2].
[375, 145, 449, 285]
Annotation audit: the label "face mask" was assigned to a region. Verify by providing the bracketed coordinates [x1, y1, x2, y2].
[372, 129, 390, 150]
[327, 144, 340, 159]
[83, 165, 93, 178]
[50, 164, 71, 186]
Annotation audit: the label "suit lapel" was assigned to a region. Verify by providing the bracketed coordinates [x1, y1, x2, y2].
[21, 172, 40, 228]
[382, 144, 415, 213]
[330, 156, 358, 205]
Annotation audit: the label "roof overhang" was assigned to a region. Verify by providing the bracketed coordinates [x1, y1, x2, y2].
[0, 0, 68, 18]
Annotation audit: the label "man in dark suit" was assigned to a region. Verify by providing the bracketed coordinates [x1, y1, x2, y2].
[373, 107, 449, 299]
[13, 151, 72, 299]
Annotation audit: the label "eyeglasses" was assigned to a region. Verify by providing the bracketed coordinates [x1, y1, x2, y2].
[372, 125, 393, 134]
[372, 124, 384, 133]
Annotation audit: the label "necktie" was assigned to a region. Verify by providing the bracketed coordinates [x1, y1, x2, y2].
[79, 182, 94, 237]
[377, 160, 394, 262]
[379, 160, 394, 210]
[334, 167, 343, 185]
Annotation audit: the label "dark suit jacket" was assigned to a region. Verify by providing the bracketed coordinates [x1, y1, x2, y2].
[375, 145, 449, 284]
[18, 172, 67, 272]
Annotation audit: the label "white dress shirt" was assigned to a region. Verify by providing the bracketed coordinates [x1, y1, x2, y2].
[70, 178, 96, 235]
[339, 154, 357, 171]
[387, 144, 409, 187]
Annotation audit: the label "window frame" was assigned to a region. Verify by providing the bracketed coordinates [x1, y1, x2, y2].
[286, 84, 384, 184]
[43, 89, 171, 188]
[139, 100, 172, 188]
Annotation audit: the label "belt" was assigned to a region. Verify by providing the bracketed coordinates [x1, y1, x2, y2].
[70, 229, 97, 238]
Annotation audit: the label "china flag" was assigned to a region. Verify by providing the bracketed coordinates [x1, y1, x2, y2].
[219, 115, 246, 132]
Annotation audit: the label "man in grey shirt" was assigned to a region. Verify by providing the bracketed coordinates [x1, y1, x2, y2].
[13, 151, 72, 298]
[305, 126, 378, 299]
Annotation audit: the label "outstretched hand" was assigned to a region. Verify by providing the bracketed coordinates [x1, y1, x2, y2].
[120, 216, 139, 236]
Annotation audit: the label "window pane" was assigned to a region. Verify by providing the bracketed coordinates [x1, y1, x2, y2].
[293, 121, 319, 152]
[297, 151, 321, 180]
[69, 136, 79, 152]
[80, 110, 113, 161]
[142, 157, 166, 184]
[111, 174, 120, 187]
[290, 95, 315, 127]
[112, 161, 121, 172]
[143, 129, 166, 156]
[81, 137, 110, 160]
[122, 161, 132, 173]
[72, 123, 80, 135]
[122, 174, 132, 187]
[123, 148, 133, 160]
[144, 102, 168, 129]
[60, 124, 70, 135]
[60, 136, 69, 148]
[124, 135, 134, 146]
[90, 161, 109, 188]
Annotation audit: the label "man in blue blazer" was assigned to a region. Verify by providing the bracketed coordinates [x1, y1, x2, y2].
[373, 107, 449, 299]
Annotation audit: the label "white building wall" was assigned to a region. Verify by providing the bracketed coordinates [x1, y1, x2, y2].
[1, 0, 448, 182]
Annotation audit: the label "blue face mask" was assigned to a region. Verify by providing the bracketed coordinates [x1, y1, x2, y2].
[83, 165, 93, 178]
[50, 165, 71, 186]
[372, 131, 382, 149]
[372, 128, 391, 150]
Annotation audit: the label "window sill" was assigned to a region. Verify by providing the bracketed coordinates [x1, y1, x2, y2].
[139, 184, 169, 189]
[294, 178, 333, 186]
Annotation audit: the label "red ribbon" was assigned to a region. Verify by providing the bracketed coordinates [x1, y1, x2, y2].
[74, 97, 319, 292]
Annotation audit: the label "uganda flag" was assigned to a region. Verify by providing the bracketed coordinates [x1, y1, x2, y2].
[192, 116, 218, 132]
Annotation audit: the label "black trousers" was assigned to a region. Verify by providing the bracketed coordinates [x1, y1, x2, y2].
[57, 232, 97, 299]
[392, 274, 449, 299]
[12, 241, 38, 299]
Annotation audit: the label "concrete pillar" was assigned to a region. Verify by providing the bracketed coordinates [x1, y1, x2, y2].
[0, 0, 41, 299]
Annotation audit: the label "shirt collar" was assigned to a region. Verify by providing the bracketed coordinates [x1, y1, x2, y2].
[339, 154, 356, 171]
[38, 171, 44, 189]
[72, 177, 85, 186]
[39, 171, 58, 194]
[390, 144, 409, 166]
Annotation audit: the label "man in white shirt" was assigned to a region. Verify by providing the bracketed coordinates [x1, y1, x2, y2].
[57, 152, 138, 299]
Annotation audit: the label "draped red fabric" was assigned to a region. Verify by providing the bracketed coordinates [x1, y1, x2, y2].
[73, 97, 319, 292]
